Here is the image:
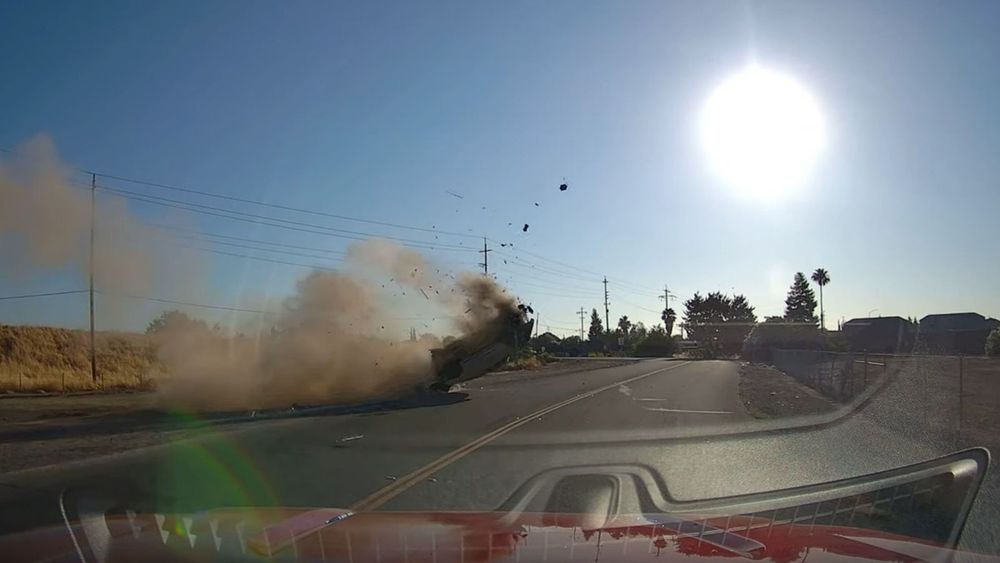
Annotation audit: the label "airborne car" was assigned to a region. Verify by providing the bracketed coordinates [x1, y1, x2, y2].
[428, 304, 534, 391]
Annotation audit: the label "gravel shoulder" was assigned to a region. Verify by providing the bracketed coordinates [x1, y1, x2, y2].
[738, 362, 837, 419]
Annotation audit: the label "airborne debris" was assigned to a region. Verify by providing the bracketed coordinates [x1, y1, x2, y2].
[419, 288, 429, 300]
[534, 202, 539, 207]
[559, 183, 568, 191]
[522, 224, 529, 232]
[338, 435, 364, 443]
[445, 190, 463, 199]
[427, 477, 438, 483]
[385, 475, 398, 481]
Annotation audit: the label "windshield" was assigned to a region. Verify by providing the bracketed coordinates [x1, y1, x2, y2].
[1, 2, 999, 561]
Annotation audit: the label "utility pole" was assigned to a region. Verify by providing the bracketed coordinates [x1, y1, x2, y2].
[658, 284, 675, 333]
[603, 277, 610, 334]
[577, 307, 587, 339]
[659, 285, 675, 308]
[478, 237, 491, 276]
[89, 173, 97, 387]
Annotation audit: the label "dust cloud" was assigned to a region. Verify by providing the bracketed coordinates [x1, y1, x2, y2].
[1, 136, 524, 411]
[155, 242, 523, 410]
[0, 135, 204, 324]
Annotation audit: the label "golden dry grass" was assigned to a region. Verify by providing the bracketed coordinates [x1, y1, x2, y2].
[0, 325, 161, 392]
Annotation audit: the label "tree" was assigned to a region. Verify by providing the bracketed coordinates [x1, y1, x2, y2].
[632, 321, 648, 341]
[784, 273, 818, 324]
[588, 309, 604, 341]
[617, 315, 633, 339]
[987, 326, 1000, 357]
[145, 310, 208, 336]
[811, 268, 831, 330]
[683, 291, 758, 354]
[660, 307, 676, 336]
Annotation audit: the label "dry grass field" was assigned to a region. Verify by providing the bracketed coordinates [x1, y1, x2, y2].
[0, 325, 163, 392]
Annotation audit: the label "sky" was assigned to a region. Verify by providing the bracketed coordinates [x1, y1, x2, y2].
[2, 0, 999, 337]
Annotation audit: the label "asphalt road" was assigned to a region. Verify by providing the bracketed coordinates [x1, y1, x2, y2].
[1, 357, 997, 553]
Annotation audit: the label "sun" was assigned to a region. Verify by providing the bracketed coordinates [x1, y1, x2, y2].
[699, 65, 825, 199]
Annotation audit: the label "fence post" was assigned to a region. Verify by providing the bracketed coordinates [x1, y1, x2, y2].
[864, 353, 869, 388]
[848, 354, 855, 398]
[958, 355, 964, 436]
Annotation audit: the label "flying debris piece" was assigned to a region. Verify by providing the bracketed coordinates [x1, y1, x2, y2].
[445, 190, 464, 199]
[534, 202, 539, 206]
[427, 477, 438, 483]
[522, 224, 529, 232]
[338, 435, 364, 443]
[508, 222, 512, 226]
[385, 475, 398, 481]
[500, 243, 508, 247]
[559, 183, 568, 191]
[481, 206, 486, 210]
[419, 288, 429, 300]
[503, 260, 507, 264]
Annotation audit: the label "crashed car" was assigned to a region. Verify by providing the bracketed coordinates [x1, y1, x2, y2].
[428, 304, 535, 391]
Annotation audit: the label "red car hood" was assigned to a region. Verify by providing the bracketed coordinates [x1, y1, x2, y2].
[2, 507, 992, 563]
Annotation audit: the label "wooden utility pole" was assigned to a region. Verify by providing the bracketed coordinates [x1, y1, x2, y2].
[603, 277, 610, 334]
[577, 307, 587, 339]
[89, 173, 97, 387]
[478, 237, 491, 276]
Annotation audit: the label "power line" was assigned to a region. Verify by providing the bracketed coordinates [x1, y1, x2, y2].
[500, 278, 601, 298]
[148, 223, 473, 272]
[95, 184, 473, 251]
[188, 246, 344, 271]
[164, 233, 349, 262]
[0, 289, 88, 301]
[150, 224, 349, 256]
[96, 172, 479, 239]
[7, 146, 662, 294]
[615, 297, 662, 314]
[94, 186, 477, 254]
[12, 153, 473, 240]
[97, 291, 277, 315]
[491, 241, 661, 293]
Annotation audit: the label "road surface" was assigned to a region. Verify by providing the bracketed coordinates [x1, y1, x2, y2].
[0, 358, 997, 553]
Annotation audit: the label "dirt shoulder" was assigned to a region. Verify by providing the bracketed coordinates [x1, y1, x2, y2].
[739, 362, 837, 419]
[0, 392, 213, 473]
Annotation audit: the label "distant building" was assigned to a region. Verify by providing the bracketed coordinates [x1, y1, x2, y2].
[916, 313, 1000, 355]
[841, 316, 916, 353]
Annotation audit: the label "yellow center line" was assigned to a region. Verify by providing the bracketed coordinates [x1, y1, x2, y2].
[349, 361, 691, 511]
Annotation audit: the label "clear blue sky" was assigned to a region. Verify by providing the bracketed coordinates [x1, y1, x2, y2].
[2, 1, 999, 336]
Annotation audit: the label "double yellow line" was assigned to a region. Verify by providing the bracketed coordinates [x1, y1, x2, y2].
[350, 361, 690, 511]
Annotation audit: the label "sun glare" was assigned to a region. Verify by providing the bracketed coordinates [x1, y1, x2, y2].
[699, 66, 825, 199]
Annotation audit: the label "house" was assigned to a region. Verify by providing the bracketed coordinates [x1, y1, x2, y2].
[842, 316, 916, 353]
[916, 313, 1000, 355]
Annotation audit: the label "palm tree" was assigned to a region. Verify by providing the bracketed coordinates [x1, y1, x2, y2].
[661, 307, 676, 336]
[811, 268, 831, 330]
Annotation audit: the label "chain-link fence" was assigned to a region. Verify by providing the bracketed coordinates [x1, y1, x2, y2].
[770, 348, 889, 402]
[769, 349, 1000, 443]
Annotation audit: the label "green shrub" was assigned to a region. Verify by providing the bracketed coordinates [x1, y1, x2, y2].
[987, 327, 1000, 357]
